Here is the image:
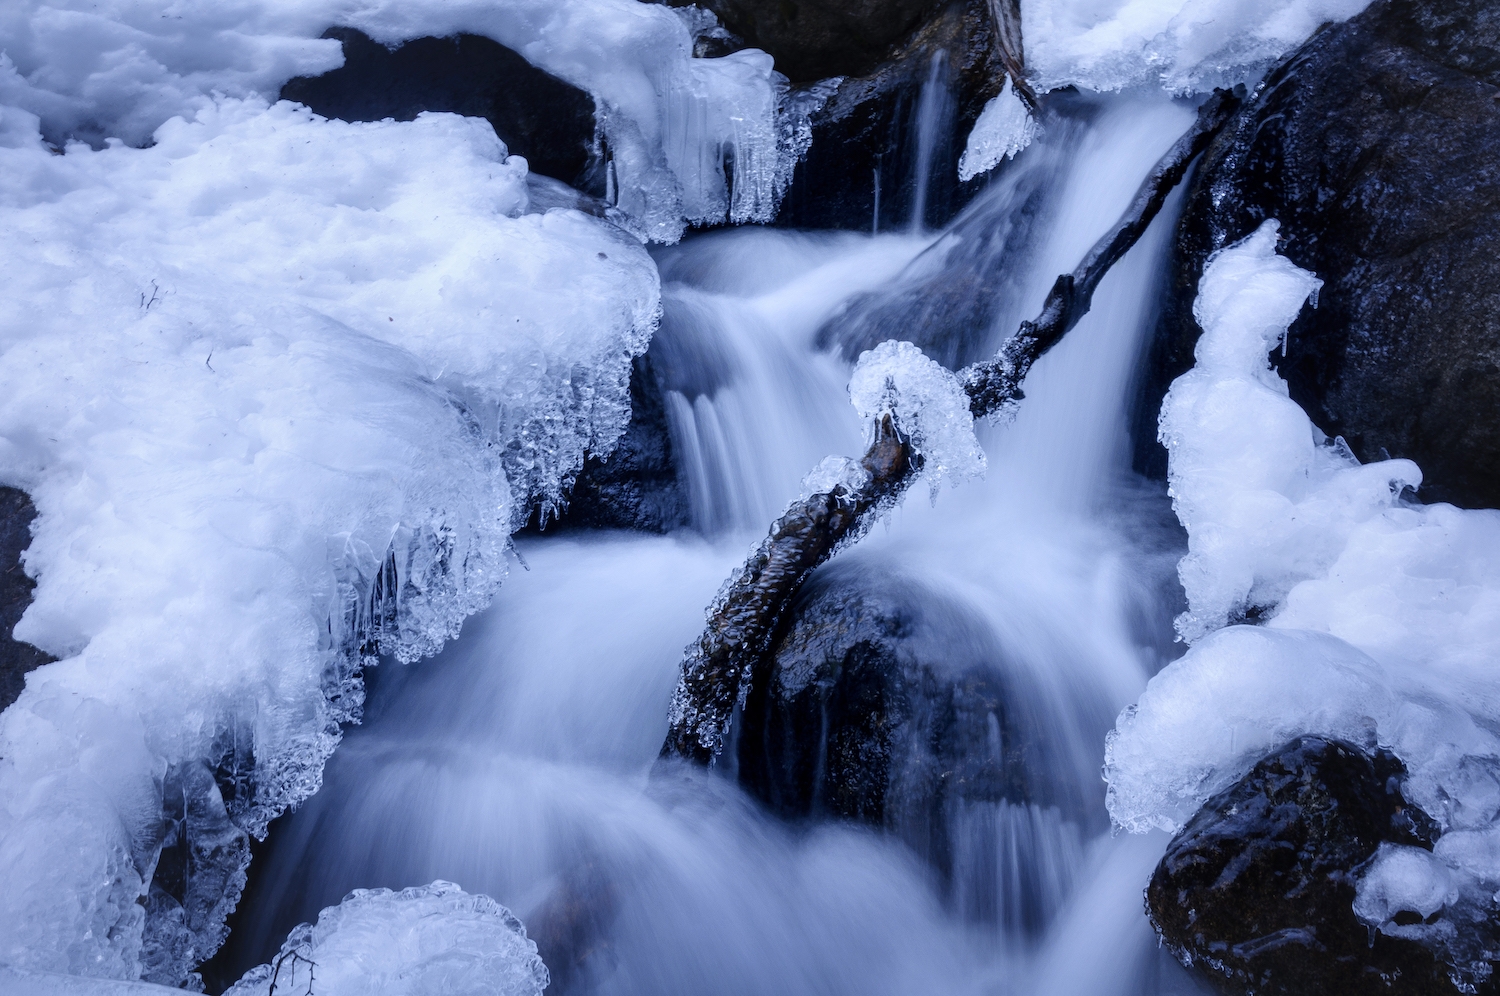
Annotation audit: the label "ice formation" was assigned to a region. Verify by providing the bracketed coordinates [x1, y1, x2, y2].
[1, 0, 806, 241]
[957, 78, 1038, 181]
[848, 341, 986, 496]
[1022, 0, 1375, 93]
[0, 98, 656, 983]
[226, 881, 548, 996]
[1107, 221, 1500, 985]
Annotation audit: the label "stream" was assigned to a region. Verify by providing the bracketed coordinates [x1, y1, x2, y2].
[222, 88, 1215, 996]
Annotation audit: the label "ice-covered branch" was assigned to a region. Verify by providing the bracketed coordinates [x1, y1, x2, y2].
[660, 86, 1244, 767]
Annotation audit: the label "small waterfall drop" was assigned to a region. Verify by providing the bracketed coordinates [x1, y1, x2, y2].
[909, 51, 953, 232]
[222, 91, 1210, 996]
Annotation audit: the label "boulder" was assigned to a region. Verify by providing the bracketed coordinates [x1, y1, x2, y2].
[736, 557, 1109, 931]
[281, 28, 605, 195]
[775, 0, 1007, 232]
[0, 486, 52, 712]
[676, 0, 943, 83]
[1138, 0, 1500, 507]
[1147, 736, 1460, 996]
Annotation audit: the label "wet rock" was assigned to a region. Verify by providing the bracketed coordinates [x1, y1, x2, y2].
[1147, 736, 1459, 996]
[0, 486, 52, 713]
[281, 28, 604, 195]
[737, 557, 1107, 932]
[815, 93, 1091, 368]
[1139, 0, 1500, 507]
[775, 0, 1007, 232]
[537, 355, 690, 534]
[677, 0, 942, 83]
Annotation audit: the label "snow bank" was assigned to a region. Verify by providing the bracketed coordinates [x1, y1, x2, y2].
[226, 881, 548, 996]
[848, 340, 985, 497]
[1108, 221, 1500, 986]
[0, 98, 655, 983]
[1022, 0, 1374, 94]
[2, 0, 805, 241]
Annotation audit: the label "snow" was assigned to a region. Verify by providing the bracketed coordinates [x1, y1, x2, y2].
[957, 78, 1038, 182]
[1022, 0, 1375, 94]
[848, 340, 986, 497]
[1107, 220, 1500, 986]
[225, 881, 548, 996]
[1, 0, 804, 241]
[0, 99, 655, 981]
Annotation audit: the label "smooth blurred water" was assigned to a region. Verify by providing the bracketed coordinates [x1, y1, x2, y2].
[226, 92, 1212, 996]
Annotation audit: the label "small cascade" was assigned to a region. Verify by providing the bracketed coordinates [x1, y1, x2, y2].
[223, 91, 1210, 996]
[908, 51, 954, 232]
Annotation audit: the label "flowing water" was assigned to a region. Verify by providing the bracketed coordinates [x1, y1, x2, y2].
[224, 90, 1217, 995]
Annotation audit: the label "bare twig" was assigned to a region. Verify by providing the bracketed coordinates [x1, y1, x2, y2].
[659, 87, 1243, 767]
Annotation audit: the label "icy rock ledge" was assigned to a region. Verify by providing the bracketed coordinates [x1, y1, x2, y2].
[226, 882, 549, 996]
[0, 99, 656, 985]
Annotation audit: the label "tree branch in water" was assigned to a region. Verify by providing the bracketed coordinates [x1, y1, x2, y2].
[660, 86, 1244, 767]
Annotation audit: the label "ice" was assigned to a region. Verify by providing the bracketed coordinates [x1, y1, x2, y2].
[1, 0, 804, 241]
[0, 100, 655, 981]
[225, 881, 548, 996]
[1022, 0, 1375, 93]
[847, 340, 986, 497]
[1157, 221, 1419, 643]
[957, 78, 1038, 182]
[799, 456, 874, 500]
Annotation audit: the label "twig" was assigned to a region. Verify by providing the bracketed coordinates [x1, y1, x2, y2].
[659, 87, 1243, 767]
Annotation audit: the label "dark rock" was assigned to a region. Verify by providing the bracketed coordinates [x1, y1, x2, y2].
[677, 0, 943, 83]
[281, 28, 605, 195]
[775, 0, 1007, 232]
[536, 355, 691, 534]
[1138, 0, 1500, 507]
[737, 556, 1113, 932]
[1147, 736, 1461, 996]
[0, 486, 53, 713]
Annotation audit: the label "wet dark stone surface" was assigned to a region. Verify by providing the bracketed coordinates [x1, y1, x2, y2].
[281, 28, 604, 195]
[1148, 736, 1459, 996]
[814, 94, 1092, 368]
[537, 355, 690, 535]
[676, 0, 942, 83]
[776, 0, 1006, 233]
[0, 486, 52, 713]
[737, 556, 1111, 930]
[1137, 0, 1500, 507]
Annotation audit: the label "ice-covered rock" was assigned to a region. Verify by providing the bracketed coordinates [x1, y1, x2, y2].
[1, 0, 806, 241]
[1022, 0, 1376, 93]
[848, 340, 985, 497]
[226, 881, 548, 996]
[1113, 219, 1500, 989]
[1149, 0, 1500, 509]
[0, 99, 655, 982]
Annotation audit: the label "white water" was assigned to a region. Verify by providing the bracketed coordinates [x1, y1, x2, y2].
[230, 92, 1211, 996]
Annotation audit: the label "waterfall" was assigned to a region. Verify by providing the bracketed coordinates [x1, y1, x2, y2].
[219, 92, 1210, 996]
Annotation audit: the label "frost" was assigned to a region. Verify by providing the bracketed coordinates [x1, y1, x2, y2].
[226, 881, 548, 996]
[0, 100, 655, 981]
[1022, 0, 1375, 94]
[848, 341, 985, 497]
[1, 0, 807, 241]
[957, 78, 1038, 182]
